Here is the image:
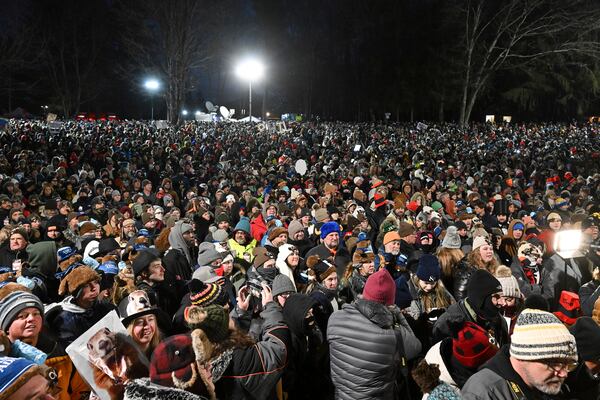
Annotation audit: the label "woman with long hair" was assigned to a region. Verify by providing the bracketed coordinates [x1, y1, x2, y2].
[119, 290, 162, 359]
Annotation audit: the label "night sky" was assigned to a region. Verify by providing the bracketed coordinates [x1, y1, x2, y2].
[1, 0, 600, 122]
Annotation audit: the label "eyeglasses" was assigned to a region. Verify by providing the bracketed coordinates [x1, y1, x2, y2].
[540, 360, 578, 373]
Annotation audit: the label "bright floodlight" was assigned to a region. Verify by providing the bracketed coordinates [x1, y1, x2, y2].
[195, 110, 201, 115]
[554, 230, 585, 258]
[144, 79, 160, 91]
[182, 110, 189, 116]
[235, 59, 265, 82]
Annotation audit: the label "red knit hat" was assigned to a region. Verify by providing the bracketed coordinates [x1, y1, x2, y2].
[554, 290, 581, 326]
[363, 269, 395, 306]
[452, 321, 499, 368]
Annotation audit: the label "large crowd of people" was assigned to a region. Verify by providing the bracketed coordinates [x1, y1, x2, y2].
[0, 118, 600, 399]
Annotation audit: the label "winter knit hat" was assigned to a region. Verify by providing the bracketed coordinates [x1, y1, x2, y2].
[233, 217, 251, 235]
[0, 291, 44, 332]
[211, 229, 229, 243]
[57, 246, 77, 263]
[452, 321, 499, 368]
[363, 269, 395, 306]
[569, 317, 600, 361]
[383, 231, 401, 245]
[320, 221, 340, 240]
[472, 235, 491, 251]
[494, 266, 521, 299]
[0, 357, 44, 399]
[441, 226, 461, 249]
[398, 222, 415, 238]
[314, 208, 329, 223]
[553, 291, 581, 326]
[272, 274, 297, 297]
[196, 242, 222, 267]
[184, 305, 230, 343]
[58, 266, 101, 297]
[416, 255, 441, 283]
[287, 219, 305, 238]
[188, 279, 228, 307]
[510, 308, 578, 362]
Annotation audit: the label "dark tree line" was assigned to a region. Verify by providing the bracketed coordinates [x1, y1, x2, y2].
[2, 0, 600, 123]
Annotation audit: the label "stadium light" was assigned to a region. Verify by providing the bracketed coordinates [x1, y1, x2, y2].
[235, 58, 265, 122]
[144, 79, 160, 120]
[182, 110, 189, 116]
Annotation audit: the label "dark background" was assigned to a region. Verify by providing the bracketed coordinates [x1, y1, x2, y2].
[2, 0, 600, 123]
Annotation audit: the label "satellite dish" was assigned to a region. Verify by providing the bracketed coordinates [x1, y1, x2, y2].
[205, 101, 216, 112]
[295, 159, 307, 176]
[219, 106, 230, 119]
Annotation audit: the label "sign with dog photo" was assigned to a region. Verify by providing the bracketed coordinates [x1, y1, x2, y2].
[66, 311, 150, 400]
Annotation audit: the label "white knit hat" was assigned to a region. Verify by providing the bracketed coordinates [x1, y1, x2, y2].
[495, 266, 521, 299]
[472, 235, 491, 251]
[510, 309, 578, 362]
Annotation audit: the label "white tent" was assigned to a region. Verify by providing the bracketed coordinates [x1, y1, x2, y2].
[237, 116, 261, 122]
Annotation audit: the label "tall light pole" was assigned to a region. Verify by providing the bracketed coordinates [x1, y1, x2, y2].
[235, 58, 264, 123]
[144, 79, 160, 120]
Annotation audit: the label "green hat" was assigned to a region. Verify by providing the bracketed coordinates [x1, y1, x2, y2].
[431, 201, 443, 212]
[184, 304, 230, 342]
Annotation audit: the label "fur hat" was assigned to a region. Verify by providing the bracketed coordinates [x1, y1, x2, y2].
[268, 227, 288, 242]
[58, 265, 100, 297]
[79, 221, 98, 236]
[306, 255, 336, 283]
[352, 248, 375, 265]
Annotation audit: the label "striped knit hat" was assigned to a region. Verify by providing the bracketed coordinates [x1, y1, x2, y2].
[188, 279, 228, 307]
[510, 308, 577, 362]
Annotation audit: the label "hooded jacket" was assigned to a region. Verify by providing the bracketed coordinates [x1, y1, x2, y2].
[24, 240, 59, 302]
[281, 294, 326, 399]
[163, 221, 195, 304]
[328, 299, 421, 400]
[45, 296, 116, 348]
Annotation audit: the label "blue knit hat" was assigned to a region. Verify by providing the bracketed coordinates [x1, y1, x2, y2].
[57, 246, 77, 263]
[416, 254, 441, 283]
[0, 357, 40, 397]
[98, 261, 119, 276]
[395, 275, 413, 309]
[320, 221, 341, 240]
[233, 217, 251, 235]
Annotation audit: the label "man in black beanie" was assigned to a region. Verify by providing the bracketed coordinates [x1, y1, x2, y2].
[565, 317, 600, 399]
[433, 269, 508, 346]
